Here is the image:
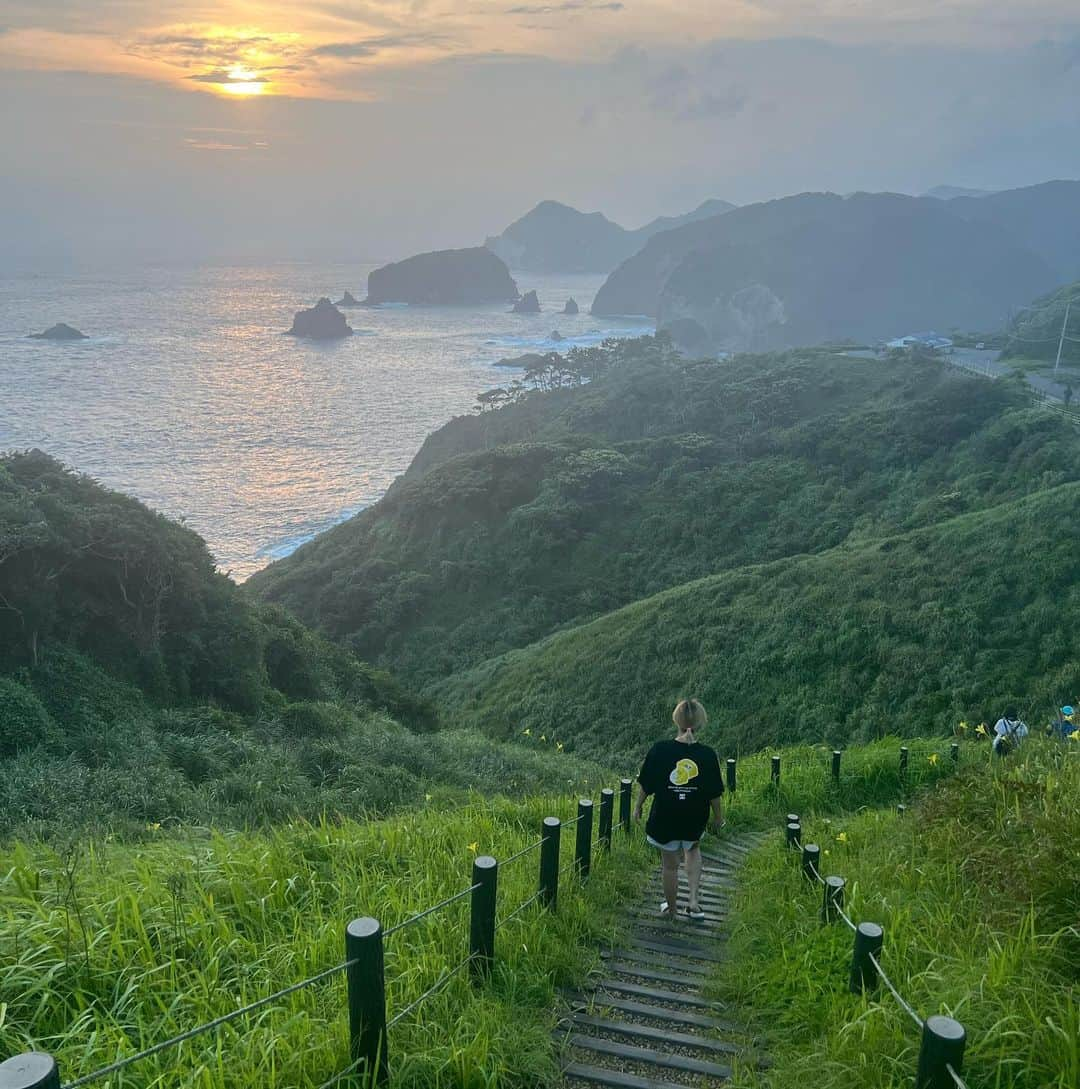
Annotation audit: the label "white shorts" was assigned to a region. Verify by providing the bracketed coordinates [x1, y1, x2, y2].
[647, 835, 701, 852]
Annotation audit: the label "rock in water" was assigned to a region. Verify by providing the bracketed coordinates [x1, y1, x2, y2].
[287, 298, 353, 339]
[336, 291, 360, 307]
[512, 290, 540, 314]
[550, 330, 564, 341]
[30, 322, 87, 340]
[365, 247, 518, 305]
[563, 297, 579, 315]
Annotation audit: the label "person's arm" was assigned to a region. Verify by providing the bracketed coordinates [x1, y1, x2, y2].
[708, 794, 725, 831]
[632, 782, 650, 822]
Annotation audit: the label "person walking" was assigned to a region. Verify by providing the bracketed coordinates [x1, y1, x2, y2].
[633, 698, 725, 919]
[992, 707, 1028, 757]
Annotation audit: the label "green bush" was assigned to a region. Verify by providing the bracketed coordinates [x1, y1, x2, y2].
[0, 677, 61, 757]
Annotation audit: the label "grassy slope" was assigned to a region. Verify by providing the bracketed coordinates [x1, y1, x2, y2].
[0, 792, 652, 1089]
[0, 738, 971, 1089]
[0, 453, 616, 838]
[434, 481, 1080, 760]
[718, 740, 1079, 1089]
[249, 343, 1080, 689]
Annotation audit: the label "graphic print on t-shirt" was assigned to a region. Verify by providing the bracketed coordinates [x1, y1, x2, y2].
[669, 759, 699, 786]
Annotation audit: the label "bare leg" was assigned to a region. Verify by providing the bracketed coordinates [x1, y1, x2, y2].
[684, 843, 703, 912]
[661, 850, 680, 916]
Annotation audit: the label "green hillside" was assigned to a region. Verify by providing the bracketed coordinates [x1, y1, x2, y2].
[434, 481, 1080, 759]
[0, 453, 610, 838]
[249, 339, 1079, 689]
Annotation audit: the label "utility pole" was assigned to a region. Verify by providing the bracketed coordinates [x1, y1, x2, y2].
[1054, 298, 1073, 377]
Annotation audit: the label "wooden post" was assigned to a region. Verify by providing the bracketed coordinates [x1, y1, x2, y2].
[725, 758, 736, 793]
[539, 817, 561, 911]
[897, 804, 907, 817]
[950, 743, 959, 764]
[785, 822, 801, 849]
[346, 917, 388, 1086]
[822, 875, 846, 924]
[771, 755, 781, 785]
[599, 788, 614, 851]
[574, 798, 594, 878]
[619, 779, 633, 832]
[801, 843, 821, 883]
[0, 1055, 60, 1089]
[832, 750, 842, 781]
[899, 746, 909, 776]
[849, 922, 884, 993]
[915, 1016, 966, 1089]
[469, 855, 498, 980]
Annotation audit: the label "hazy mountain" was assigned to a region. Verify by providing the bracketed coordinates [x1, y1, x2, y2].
[484, 197, 736, 274]
[591, 190, 1061, 348]
[946, 180, 1080, 284]
[922, 185, 994, 200]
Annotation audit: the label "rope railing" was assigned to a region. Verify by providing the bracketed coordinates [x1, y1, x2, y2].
[383, 883, 480, 938]
[60, 958, 354, 1089]
[7, 778, 637, 1089]
[778, 744, 972, 1089]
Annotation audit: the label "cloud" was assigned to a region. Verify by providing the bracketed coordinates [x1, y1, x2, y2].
[187, 68, 269, 84]
[310, 33, 450, 59]
[506, 1, 623, 14]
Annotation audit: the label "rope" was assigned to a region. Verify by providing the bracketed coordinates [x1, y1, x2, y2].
[562, 813, 585, 827]
[559, 858, 579, 878]
[501, 838, 544, 866]
[946, 1063, 969, 1089]
[835, 903, 858, 933]
[386, 953, 476, 1029]
[383, 883, 481, 938]
[497, 889, 542, 928]
[867, 951, 924, 1030]
[807, 860, 827, 887]
[62, 959, 354, 1089]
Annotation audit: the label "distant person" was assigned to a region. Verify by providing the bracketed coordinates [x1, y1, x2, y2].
[1049, 705, 1075, 741]
[992, 707, 1028, 757]
[634, 698, 725, 920]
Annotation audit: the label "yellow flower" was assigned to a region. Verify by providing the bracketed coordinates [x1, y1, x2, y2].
[424, 793, 433, 802]
[539, 734, 547, 742]
[928, 753, 939, 766]
[467, 842, 479, 853]
[836, 832, 848, 844]
[556, 741, 564, 752]
[823, 849, 831, 856]
[1070, 729, 1080, 742]
[957, 720, 968, 732]
[975, 723, 989, 737]
[523, 728, 531, 736]
[147, 822, 162, 832]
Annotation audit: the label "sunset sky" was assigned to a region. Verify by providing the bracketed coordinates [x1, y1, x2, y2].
[3, 1, 1079, 262]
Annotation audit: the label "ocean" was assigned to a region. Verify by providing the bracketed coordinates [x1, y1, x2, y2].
[0, 261, 651, 579]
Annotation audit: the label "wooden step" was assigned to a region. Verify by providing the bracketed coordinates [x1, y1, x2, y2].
[567, 1013, 741, 1056]
[571, 994, 746, 1032]
[600, 949, 709, 977]
[625, 935, 725, 962]
[603, 962, 712, 988]
[562, 1061, 690, 1089]
[596, 980, 722, 1010]
[564, 1033, 732, 1079]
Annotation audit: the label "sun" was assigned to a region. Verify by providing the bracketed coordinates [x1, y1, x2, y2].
[220, 65, 266, 96]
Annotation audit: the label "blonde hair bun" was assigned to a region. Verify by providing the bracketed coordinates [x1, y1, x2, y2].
[673, 698, 707, 733]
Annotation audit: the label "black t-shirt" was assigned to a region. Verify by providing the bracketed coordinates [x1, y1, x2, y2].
[637, 739, 724, 844]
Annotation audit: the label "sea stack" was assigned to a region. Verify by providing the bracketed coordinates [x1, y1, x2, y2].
[365, 247, 518, 305]
[563, 297, 579, 315]
[551, 330, 565, 342]
[336, 291, 361, 307]
[30, 323, 88, 340]
[512, 290, 541, 314]
[286, 298, 353, 339]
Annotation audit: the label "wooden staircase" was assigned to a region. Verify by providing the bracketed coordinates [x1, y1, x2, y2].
[555, 833, 767, 1088]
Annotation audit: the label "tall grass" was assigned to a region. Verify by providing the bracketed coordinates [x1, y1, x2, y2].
[715, 740, 1079, 1089]
[0, 791, 652, 1089]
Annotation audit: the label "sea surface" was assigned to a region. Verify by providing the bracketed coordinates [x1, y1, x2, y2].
[0, 261, 650, 579]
